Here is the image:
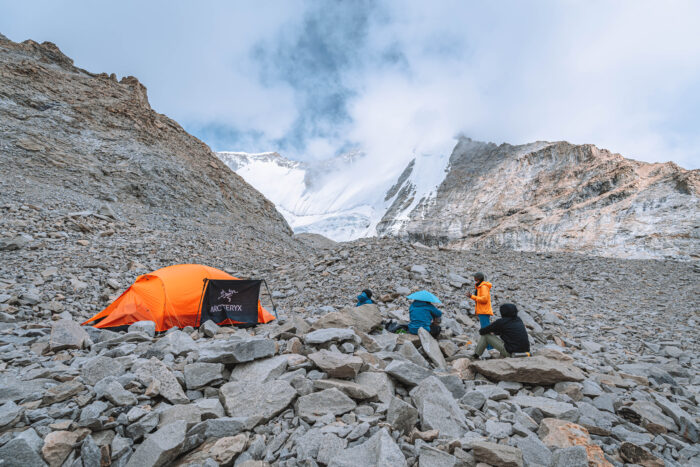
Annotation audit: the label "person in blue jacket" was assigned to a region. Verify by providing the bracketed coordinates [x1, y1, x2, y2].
[356, 289, 374, 306]
[408, 298, 442, 338]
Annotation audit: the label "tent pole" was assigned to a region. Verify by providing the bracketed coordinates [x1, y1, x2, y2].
[262, 279, 278, 319]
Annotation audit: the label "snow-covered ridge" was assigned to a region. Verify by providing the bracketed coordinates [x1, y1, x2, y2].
[216, 149, 452, 242]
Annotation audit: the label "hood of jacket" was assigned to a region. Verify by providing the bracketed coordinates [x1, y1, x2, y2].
[500, 303, 518, 318]
[477, 281, 492, 291]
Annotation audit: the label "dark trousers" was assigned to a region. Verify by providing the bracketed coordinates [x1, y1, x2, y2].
[429, 323, 440, 338]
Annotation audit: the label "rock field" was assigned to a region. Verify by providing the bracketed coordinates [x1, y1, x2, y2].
[1, 33, 699, 467]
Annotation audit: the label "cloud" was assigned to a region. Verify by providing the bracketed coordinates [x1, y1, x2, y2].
[1, 0, 699, 168]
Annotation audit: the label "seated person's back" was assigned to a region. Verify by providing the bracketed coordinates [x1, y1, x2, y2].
[480, 303, 530, 354]
[408, 300, 441, 335]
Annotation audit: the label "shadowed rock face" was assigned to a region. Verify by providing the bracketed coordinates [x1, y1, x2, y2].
[378, 137, 699, 260]
[0, 35, 293, 243]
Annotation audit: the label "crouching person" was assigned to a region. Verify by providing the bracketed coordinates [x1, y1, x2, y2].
[406, 290, 443, 338]
[473, 303, 530, 359]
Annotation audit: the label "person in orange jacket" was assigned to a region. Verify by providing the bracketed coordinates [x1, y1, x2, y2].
[468, 272, 494, 349]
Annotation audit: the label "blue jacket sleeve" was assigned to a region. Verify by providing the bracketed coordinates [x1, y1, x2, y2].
[429, 305, 442, 318]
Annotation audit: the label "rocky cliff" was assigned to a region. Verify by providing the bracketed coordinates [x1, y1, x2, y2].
[378, 138, 699, 260]
[0, 34, 293, 245]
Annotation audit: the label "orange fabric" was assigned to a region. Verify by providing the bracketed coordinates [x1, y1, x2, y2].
[82, 264, 275, 331]
[469, 281, 493, 315]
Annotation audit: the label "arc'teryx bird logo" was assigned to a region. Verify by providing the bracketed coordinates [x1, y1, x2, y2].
[218, 288, 238, 303]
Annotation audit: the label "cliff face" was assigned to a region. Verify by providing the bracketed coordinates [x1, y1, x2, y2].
[0, 35, 293, 242]
[378, 138, 699, 260]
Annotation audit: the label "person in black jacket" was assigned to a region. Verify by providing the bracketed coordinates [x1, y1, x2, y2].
[473, 303, 530, 358]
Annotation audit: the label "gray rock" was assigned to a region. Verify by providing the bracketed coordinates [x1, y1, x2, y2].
[79, 400, 108, 423]
[0, 428, 46, 467]
[229, 355, 288, 383]
[549, 446, 587, 467]
[411, 376, 469, 438]
[186, 417, 252, 440]
[304, 328, 359, 345]
[134, 357, 189, 404]
[42, 379, 85, 405]
[125, 411, 159, 440]
[197, 338, 275, 364]
[387, 396, 419, 435]
[313, 378, 377, 400]
[94, 377, 138, 406]
[356, 371, 395, 403]
[200, 319, 220, 337]
[511, 395, 579, 421]
[312, 304, 383, 334]
[474, 384, 509, 401]
[295, 388, 357, 423]
[219, 379, 296, 425]
[418, 327, 447, 368]
[308, 350, 363, 378]
[592, 393, 615, 413]
[0, 233, 32, 251]
[471, 440, 523, 467]
[158, 404, 202, 429]
[152, 330, 197, 356]
[515, 435, 552, 467]
[618, 401, 678, 434]
[318, 434, 347, 465]
[460, 390, 487, 410]
[470, 356, 585, 384]
[126, 420, 187, 467]
[328, 428, 406, 467]
[419, 445, 457, 466]
[80, 435, 102, 467]
[0, 400, 23, 429]
[184, 362, 225, 390]
[50, 319, 89, 351]
[385, 359, 432, 387]
[651, 392, 699, 442]
[485, 420, 513, 439]
[81, 356, 126, 386]
[128, 321, 156, 337]
[193, 398, 225, 420]
[398, 341, 430, 368]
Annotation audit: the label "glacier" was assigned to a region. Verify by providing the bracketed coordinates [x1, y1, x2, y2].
[217, 149, 453, 242]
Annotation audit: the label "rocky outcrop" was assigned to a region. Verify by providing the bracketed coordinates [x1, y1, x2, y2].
[0, 35, 294, 248]
[378, 137, 699, 260]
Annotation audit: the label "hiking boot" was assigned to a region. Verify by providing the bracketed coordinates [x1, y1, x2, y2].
[470, 353, 481, 360]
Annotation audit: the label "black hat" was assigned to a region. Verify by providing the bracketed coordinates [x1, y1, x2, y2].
[362, 289, 373, 299]
[473, 272, 485, 282]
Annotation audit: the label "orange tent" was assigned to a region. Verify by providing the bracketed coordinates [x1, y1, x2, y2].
[83, 264, 275, 332]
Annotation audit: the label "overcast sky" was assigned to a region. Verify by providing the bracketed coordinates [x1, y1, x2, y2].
[1, 1, 699, 169]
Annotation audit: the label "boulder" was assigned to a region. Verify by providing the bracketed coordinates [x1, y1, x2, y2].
[219, 380, 296, 425]
[356, 371, 395, 403]
[178, 433, 248, 466]
[158, 404, 202, 429]
[308, 350, 363, 378]
[418, 327, 447, 368]
[49, 319, 88, 351]
[619, 442, 665, 467]
[328, 428, 406, 467]
[229, 355, 288, 383]
[471, 441, 523, 467]
[0, 401, 23, 429]
[42, 380, 85, 405]
[128, 321, 156, 337]
[0, 428, 46, 467]
[650, 392, 698, 442]
[411, 376, 469, 438]
[81, 356, 126, 386]
[312, 304, 382, 333]
[469, 356, 585, 384]
[94, 378, 138, 406]
[126, 420, 187, 467]
[398, 341, 430, 368]
[134, 357, 189, 404]
[304, 328, 359, 345]
[42, 430, 88, 467]
[385, 359, 432, 387]
[200, 319, 220, 337]
[387, 396, 419, 435]
[618, 401, 678, 435]
[515, 435, 552, 467]
[197, 338, 275, 364]
[511, 396, 579, 421]
[184, 362, 225, 389]
[295, 388, 357, 422]
[550, 446, 588, 467]
[538, 418, 613, 467]
[313, 379, 377, 400]
[152, 330, 197, 356]
[419, 445, 457, 467]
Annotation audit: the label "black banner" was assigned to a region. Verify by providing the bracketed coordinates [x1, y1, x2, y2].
[199, 280, 261, 326]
